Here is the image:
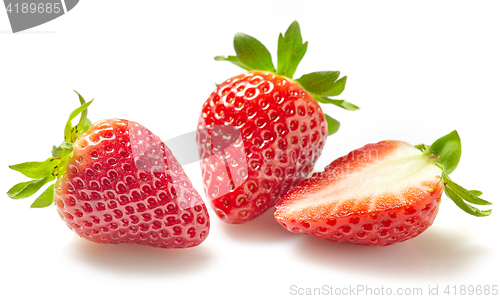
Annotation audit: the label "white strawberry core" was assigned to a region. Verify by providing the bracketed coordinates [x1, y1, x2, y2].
[283, 141, 442, 218]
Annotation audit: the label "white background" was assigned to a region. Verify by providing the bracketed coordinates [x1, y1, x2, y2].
[1, 1, 499, 298]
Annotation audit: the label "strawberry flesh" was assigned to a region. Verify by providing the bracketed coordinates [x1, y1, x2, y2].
[274, 140, 444, 246]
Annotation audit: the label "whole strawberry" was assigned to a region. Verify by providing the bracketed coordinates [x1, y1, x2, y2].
[8, 93, 210, 248]
[197, 21, 359, 224]
[274, 131, 492, 246]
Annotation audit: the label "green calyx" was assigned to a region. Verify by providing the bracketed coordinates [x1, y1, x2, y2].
[215, 21, 359, 136]
[7, 91, 93, 208]
[416, 130, 492, 217]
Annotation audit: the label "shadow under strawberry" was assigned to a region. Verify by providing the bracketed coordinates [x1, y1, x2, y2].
[292, 225, 490, 280]
[66, 236, 213, 276]
[218, 209, 297, 243]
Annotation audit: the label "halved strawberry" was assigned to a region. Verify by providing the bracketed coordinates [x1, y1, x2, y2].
[7, 92, 210, 248]
[274, 131, 492, 246]
[197, 21, 359, 224]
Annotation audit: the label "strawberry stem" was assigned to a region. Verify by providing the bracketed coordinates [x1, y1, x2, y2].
[6, 92, 93, 208]
[214, 21, 359, 136]
[443, 174, 492, 217]
[418, 131, 492, 217]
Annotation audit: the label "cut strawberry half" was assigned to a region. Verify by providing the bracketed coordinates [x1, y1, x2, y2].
[274, 131, 492, 246]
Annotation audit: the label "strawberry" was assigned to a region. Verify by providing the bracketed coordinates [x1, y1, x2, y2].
[274, 131, 492, 246]
[7, 92, 210, 248]
[197, 21, 359, 224]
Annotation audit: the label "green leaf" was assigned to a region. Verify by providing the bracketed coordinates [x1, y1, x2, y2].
[296, 71, 339, 95]
[429, 130, 461, 175]
[52, 142, 73, 158]
[8, 158, 60, 179]
[324, 114, 340, 136]
[444, 184, 491, 217]
[81, 118, 93, 135]
[7, 180, 36, 198]
[214, 55, 253, 71]
[296, 72, 347, 97]
[332, 100, 359, 111]
[64, 100, 93, 143]
[444, 175, 492, 206]
[234, 32, 275, 72]
[74, 91, 87, 119]
[74, 91, 92, 137]
[324, 76, 347, 97]
[469, 190, 483, 197]
[277, 21, 308, 78]
[7, 177, 54, 200]
[313, 95, 359, 111]
[312, 95, 330, 104]
[30, 184, 55, 208]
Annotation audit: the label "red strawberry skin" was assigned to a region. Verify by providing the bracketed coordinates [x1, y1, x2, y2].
[274, 140, 444, 246]
[197, 71, 328, 224]
[54, 119, 210, 248]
